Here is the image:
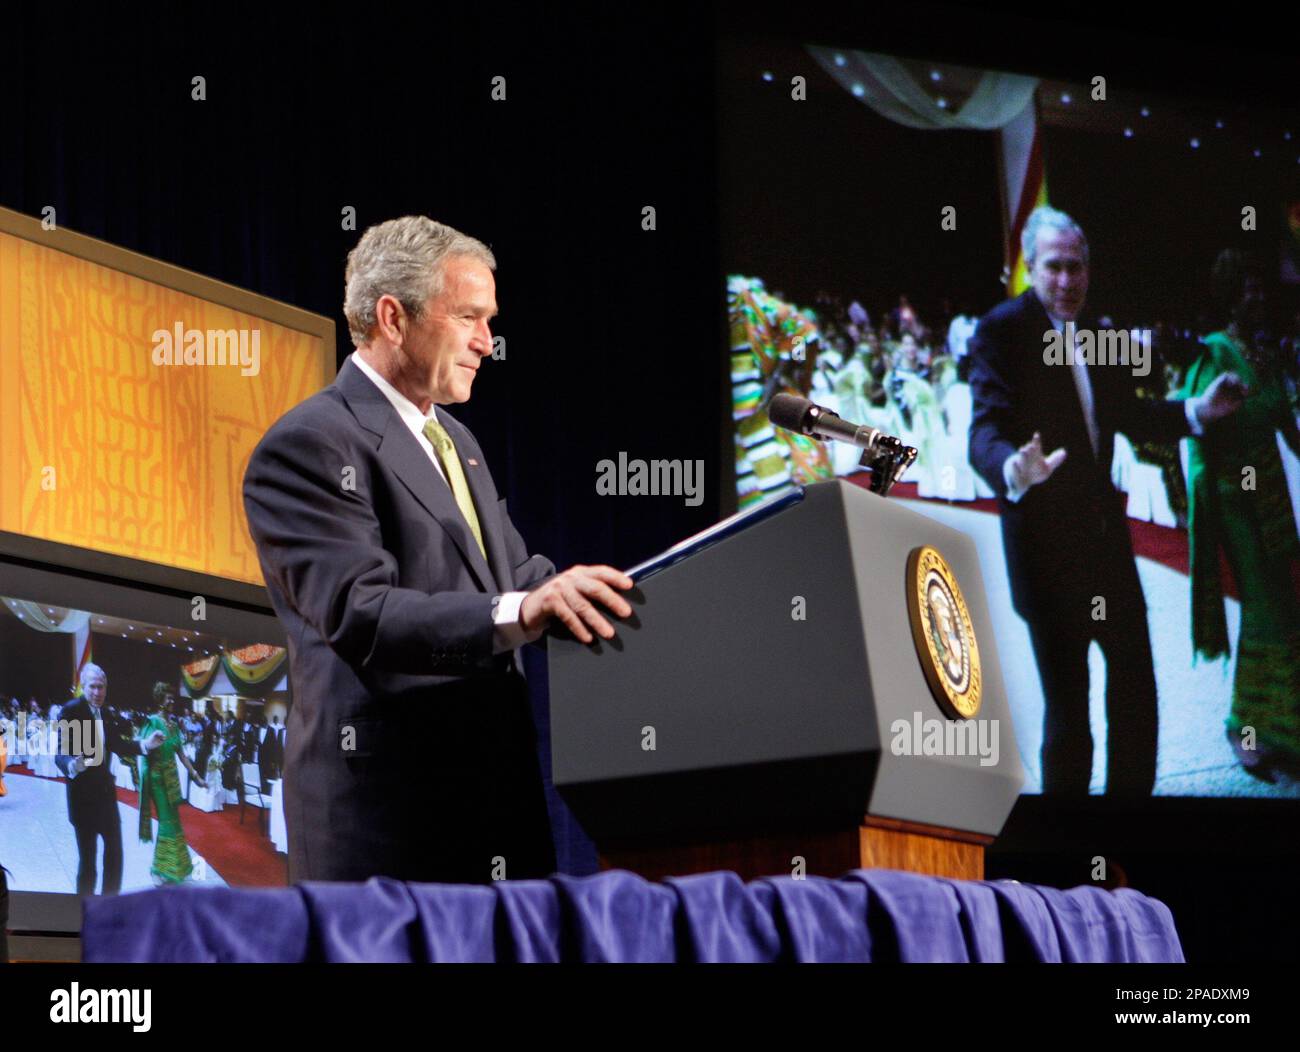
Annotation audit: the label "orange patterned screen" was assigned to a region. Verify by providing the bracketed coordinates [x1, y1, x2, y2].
[0, 229, 333, 585]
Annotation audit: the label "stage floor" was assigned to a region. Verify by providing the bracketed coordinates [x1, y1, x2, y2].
[0, 769, 229, 894]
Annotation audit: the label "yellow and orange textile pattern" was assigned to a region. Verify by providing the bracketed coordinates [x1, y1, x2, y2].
[0, 230, 329, 585]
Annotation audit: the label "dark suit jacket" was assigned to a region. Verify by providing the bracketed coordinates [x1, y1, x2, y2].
[259, 726, 285, 780]
[240, 724, 259, 764]
[243, 357, 556, 883]
[53, 699, 145, 828]
[967, 290, 1190, 623]
[195, 720, 216, 763]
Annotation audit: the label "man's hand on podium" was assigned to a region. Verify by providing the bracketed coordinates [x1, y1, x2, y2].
[521, 565, 634, 645]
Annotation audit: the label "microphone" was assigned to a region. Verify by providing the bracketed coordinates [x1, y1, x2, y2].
[766, 392, 918, 497]
[767, 393, 884, 451]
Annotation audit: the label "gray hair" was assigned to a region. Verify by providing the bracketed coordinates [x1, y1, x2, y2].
[80, 662, 107, 687]
[343, 216, 496, 348]
[1022, 206, 1089, 268]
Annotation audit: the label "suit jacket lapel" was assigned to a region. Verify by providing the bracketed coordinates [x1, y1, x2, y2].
[335, 359, 496, 593]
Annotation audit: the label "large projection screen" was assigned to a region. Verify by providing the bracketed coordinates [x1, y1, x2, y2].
[0, 205, 335, 591]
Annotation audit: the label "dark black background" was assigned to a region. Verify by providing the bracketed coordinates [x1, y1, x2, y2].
[2, 0, 1297, 963]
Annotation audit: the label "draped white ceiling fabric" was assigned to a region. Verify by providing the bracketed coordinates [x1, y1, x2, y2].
[806, 46, 1038, 131]
[804, 45, 1045, 291]
[2, 598, 91, 634]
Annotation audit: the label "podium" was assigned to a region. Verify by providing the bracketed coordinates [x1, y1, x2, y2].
[548, 480, 1023, 882]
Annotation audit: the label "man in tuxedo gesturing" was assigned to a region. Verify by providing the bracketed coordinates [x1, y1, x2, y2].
[967, 207, 1246, 795]
[259, 716, 285, 785]
[243, 216, 633, 883]
[55, 664, 165, 896]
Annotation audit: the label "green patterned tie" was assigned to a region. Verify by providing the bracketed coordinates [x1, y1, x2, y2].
[422, 417, 486, 558]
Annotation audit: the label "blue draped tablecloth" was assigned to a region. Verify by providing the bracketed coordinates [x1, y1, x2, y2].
[81, 868, 1184, 963]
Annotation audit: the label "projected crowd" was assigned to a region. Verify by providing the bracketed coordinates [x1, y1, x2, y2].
[731, 275, 1300, 515]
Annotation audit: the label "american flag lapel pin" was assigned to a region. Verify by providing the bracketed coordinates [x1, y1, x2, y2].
[467, 457, 479, 466]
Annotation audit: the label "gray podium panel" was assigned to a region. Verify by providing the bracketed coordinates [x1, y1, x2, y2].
[838, 483, 1024, 834]
[548, 480, 1023, 842]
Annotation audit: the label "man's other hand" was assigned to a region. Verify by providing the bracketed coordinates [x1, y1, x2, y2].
[521, 565, 634, 645]
[1193, 372, 1249, 426]
[1008, 431, 1067, 492]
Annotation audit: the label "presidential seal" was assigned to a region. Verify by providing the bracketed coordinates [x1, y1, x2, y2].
[905, 545, 982, 719]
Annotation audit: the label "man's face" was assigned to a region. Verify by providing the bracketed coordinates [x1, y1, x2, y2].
[401, 256, 498, 405]
[82, 672, 107, 709]
[1029, 228, 1089, 321]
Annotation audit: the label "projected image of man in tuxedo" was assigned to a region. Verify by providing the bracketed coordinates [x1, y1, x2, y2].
[54, 664, 165, 896]
[967, 207, 1247, 795]
[244, 216, 634, 883]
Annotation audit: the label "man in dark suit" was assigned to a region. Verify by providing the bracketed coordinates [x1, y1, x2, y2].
[218, 721, 243, 803]
[259, 716, 285, 785]
[243, 216, 633, 884]
[194, 714, 217, 787]
[54, 664, 164, 896]
[968, 207, 1245, 795]
[239, 716, 259, 765]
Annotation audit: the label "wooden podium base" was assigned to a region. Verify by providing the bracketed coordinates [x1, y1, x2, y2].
[598, 815, 991, 883]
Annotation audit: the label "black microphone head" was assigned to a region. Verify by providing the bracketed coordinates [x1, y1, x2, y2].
[767, 392, 813, 433]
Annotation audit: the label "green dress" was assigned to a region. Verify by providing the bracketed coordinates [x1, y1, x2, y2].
[138, 714, 194, 883]
[1181, 331, 1300, 763]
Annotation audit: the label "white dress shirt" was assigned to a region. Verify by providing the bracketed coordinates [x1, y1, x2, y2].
[350, 352, 537, 652]
[1003, 316, 1203, 502]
